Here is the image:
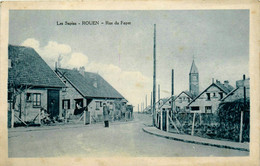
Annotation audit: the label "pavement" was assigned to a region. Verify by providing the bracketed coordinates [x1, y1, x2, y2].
[142, 126, 249, 152]
[8, 118, 136, 133]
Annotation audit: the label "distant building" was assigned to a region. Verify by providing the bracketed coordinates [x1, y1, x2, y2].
[187, 80, 234, 113]
[8, 45, 66, 122]
[55, 67, 126, 121]
[173, 91, 193, 112]
[157, 98, 172, 111]
[222, 78, 250, 102]
[189, 60, 199, 98]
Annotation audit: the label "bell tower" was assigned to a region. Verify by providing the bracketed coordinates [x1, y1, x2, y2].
[189, 59, 199, 97]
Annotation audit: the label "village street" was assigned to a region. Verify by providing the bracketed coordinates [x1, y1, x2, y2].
[8, 113, 248, 157]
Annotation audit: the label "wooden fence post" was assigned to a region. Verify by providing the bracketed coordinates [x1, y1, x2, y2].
[199, 113, 202, 125]
[166, 110, 169, 132]
[64, 109, 68, 123]
[160, 110, 163, 130]
[38, 109, 41, 125]
[239, 110, 244, 142]
[84, 110, 86, 125]
[11, 108, 14, 128]
[90, 111, 92, 124]
[191, 112, 196, 136]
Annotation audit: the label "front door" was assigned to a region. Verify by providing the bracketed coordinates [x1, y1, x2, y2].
[47, 89, 60, 118]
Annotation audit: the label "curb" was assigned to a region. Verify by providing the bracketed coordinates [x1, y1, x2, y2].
[142, 127, 249, 152]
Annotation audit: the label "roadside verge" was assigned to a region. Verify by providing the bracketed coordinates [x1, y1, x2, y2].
[142, 127, 249, 152]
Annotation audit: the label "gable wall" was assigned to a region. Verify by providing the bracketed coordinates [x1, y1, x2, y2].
[175, 93, 192, 111]
[8, 87, 62, 123]
[189, 85, 227, 113]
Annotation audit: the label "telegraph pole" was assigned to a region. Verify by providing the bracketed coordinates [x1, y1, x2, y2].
[145, 95, 147, 112]
[152, 24, 157, 126]
[150, 92, 152, 113]
[142, 102, 144, 113]
[158, 84, 160, 101]
[239, 74, 246, 142]
[171, 69, 174, 113]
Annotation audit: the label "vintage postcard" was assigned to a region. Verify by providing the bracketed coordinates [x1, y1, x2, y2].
[0, 1, 259, 166]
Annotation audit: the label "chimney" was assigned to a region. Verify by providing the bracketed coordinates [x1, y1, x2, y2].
[224, 80, 229, 87]
[79, 66, 85, 76]
[212, 78, 214, 83]
[57, 55, 62, 68]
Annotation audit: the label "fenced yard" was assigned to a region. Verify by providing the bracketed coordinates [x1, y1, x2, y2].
[169, 99, 250, 142]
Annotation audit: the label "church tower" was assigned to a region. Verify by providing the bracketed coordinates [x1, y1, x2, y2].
[189, 59, 199, 97]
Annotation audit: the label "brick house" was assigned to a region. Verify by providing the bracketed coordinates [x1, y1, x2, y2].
[8, 45, 66, 123]
[187, 80, 234, 113]
[55, 67, 126, 121]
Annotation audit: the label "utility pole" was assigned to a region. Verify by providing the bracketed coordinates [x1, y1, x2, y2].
[171, 69, 174, 113]
[150, 92, 152, 113]
[152, 24, 157, 126]
[239, 74, 246, 142]
[138, 104, 139, 113]
[145, 95, 147, 112]
[158, 84, 160, 101]
[142, 102, 144, 113]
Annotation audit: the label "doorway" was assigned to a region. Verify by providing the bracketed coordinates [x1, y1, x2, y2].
[47, 89, 60, 118]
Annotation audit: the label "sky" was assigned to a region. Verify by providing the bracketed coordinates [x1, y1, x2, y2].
[9, 10, 249, 110]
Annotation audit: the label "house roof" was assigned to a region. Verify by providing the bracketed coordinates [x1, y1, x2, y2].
[190, 60, 198, 74]
[56, 68, 125, 99]
[8, 45, 65, 88]
[221, 87, 239, 102]
[187, 82, 234, 106]
[174, 91, 193, 101]
[215, 81, 234, 94]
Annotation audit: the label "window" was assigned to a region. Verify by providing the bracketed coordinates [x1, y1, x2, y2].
[26, 93, 32, 101]
[206, 93, 211, 100]
[205, 106, 212, 113]
[75, 99, 83, 109]
[191, 106, 200, 111]
[96, 101, 100, 110]
[33, 93, 41, 107]
[62, 99, 70, 109]
[219, 92, 223, 100]
[213, 93, 216, 97]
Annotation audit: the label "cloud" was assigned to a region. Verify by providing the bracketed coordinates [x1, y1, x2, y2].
[67, 52, 88, 68]
[21, 39, 89, 70]
[21, 38, 152, 108]
[85, 62, 152, 106]
[21, 38, 72, 68]
[21, 38, 40, 49]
